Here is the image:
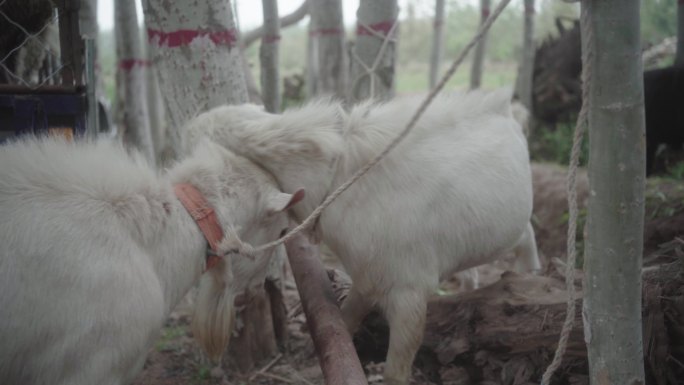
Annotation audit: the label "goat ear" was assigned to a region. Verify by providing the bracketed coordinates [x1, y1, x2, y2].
[267, 188, 305, 213]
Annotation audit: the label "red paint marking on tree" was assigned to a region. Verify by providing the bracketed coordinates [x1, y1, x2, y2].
[147, 28, 237, 48]
[482, 8, 491, 19]
[356, 20, 396, 36]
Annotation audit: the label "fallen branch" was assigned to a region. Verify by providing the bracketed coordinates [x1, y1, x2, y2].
[242, 1, 309, 48]
[284, 232, 368, 385]
[248, 353, 283, 382]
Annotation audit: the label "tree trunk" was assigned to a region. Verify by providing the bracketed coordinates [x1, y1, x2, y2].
[240, 52, 264, 105]
[676, 0, 684, 67]
[428, 0, 445, 89]
[582, 0, 646, 384]
[143, 38, 166, 165]
[142, 0, 248, 160]
[469, 0, 490, 90]
[260, 0, 281, 113]
[348, 0, 398, 102]
[143, 0, 284, 371]
[115, 0, 155, 165]
[307, 0, 347, 98]
[515, 0, 535, 110]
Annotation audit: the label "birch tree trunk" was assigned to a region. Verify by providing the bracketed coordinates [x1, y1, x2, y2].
[515, 0, 535, 110]
[582, 0, 646, 384]
[307, 0, 347, 98]
[348, 0, 398, 102]
[142, 0, 248, 160]
[144, 0, 285, 371]
[469, 0, 490, 90]
[260, 0, 281, 112]
[115, 0, 155, 165]
[676, 0, 684, 67]
[429, 0, 445, 89]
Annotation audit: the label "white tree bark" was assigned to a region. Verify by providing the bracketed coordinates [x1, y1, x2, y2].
[515, 0, 535, 110]
[676, 0, 684, 67]
[115, 0, 155, 166]
[260, 0, 281, 112]
[349, 0, 399, 102]
[469, 0, 490, 90]
[428, 0, 445, 89]
[307, 0, 347, 98]
[582, 0, 646, 384]
[142, 0, 248, 160]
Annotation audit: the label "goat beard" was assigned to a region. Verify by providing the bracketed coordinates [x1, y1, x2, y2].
[191, 259, 235, 362]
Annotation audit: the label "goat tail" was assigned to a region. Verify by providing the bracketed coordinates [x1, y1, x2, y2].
[191, 258, 235, 362]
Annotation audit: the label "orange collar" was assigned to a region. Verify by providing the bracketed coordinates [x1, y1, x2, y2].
[174, 183, 223, 271]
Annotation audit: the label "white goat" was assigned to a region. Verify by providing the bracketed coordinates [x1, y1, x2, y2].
[0, 137, 302, 385]
[184, 89, 541, 385]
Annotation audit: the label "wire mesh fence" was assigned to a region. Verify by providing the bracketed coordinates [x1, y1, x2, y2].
[0, 0, 65, 88]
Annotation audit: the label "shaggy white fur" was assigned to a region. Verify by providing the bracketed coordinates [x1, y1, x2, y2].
[184, 89, 541, 385]
[0, 137, 300, 385]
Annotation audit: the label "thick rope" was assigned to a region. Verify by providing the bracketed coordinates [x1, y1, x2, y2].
[227, 0, 514, 258]
[539, 2, 592, 384]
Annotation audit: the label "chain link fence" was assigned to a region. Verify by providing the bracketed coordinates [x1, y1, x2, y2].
[0, 0, 64, 88]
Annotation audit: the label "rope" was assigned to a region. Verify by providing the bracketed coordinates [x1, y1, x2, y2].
[220, 0, 514, 259]
[539, 1, 592, 384]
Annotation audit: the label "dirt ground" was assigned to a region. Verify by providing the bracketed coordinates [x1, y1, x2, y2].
[132, 163, 684, 385]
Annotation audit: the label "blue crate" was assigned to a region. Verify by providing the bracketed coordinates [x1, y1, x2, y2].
[0, 92, 87, 143]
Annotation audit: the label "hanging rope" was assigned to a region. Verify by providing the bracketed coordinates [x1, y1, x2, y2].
[224, 0, 514, 258]
[540, 1, 592, 384]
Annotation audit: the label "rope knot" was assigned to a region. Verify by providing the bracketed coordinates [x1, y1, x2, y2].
[217, 233, 257, 260]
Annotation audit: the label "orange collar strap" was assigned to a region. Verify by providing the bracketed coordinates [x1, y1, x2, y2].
[173, 183, 224, 271]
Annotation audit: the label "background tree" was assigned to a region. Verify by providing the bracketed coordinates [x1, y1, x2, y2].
[143, 39, 166, 165]
[143, 0, 287, 371]
[115, 0, 155, 165]
[142, 0, 248, 160]
[348, 0, 399, 102]
[469, 0, 490, 89]
[307, 0, 347, 98]
[582, 0, 646, 384]
[260, 0, 281, 112]
[515, 0, 535, 110]
[429, 0, 445, 89]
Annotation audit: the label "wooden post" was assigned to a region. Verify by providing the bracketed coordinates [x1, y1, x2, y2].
[582, 0, 646, 384]
[284, 233, 368, 385]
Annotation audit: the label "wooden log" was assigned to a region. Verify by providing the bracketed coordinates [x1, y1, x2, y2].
[285, 233, 368, 385]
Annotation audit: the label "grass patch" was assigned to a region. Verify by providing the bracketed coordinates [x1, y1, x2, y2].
[155, 325, 186, 352]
